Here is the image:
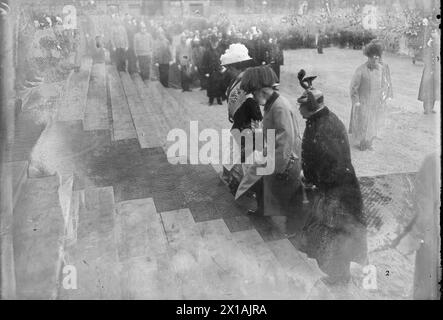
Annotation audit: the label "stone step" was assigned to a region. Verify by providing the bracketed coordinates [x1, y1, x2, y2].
[57, 57, 92, 122]
[231, 229, 301, 299]
[130, 75, 166, 148]
[116, 198, 179, 299]
[13, 175, 64, 299]
[161, 209, 236, 299]
[60, 186, 121, 299]
[266, 238, 332, 299]
[195, 219, 260, 299]
[108, 66, 137, 141]
[120, 72, 162, 149]
[153, 84, 188, 133]
[84, 63, 109, 131]
[116, 198, 168, 262]
[141, 80, 170, 144]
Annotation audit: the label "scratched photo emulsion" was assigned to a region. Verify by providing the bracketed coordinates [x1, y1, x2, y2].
[0, 0, 440, 303]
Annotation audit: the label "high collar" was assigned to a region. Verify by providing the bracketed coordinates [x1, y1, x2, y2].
[306, 106, 329, 122]
[366, 61, 381, 71]
[264, 91, 279, 112]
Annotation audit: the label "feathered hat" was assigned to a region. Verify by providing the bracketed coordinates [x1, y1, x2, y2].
[297, 69, 324, 110]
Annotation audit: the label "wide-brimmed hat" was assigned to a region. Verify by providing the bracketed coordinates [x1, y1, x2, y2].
[240, 66, 279, 93]
[220, 43, 252, 66]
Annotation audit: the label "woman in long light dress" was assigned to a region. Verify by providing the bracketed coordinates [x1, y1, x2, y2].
[349, 40, 393, 151]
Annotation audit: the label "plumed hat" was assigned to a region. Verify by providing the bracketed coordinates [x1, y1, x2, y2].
[297, 69, 324, 111]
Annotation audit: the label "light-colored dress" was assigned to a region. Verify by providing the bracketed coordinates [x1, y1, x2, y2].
[418, 27, 441, 107]
[349, 61, 393, 145]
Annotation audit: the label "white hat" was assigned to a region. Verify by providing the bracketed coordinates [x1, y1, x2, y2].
[220, 43, 252, 66]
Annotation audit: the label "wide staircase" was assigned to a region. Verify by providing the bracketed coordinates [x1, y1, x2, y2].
[10, 58, 415, 300]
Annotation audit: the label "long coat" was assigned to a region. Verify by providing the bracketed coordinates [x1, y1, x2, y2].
[349, 62, 393, 145]
[418, 27, 440, 106]
[236, 93, 303, 217]
[301, 107, 367, 276]
[201, 45, 225, 99]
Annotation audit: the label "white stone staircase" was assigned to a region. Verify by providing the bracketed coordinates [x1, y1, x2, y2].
[54, 186, 329, 300]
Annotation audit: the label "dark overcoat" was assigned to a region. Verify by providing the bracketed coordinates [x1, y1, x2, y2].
[201, 45, 224, 99]
[301, 107, 367, 275]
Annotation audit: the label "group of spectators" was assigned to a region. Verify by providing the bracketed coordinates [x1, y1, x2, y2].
[98, 14, 284, 106]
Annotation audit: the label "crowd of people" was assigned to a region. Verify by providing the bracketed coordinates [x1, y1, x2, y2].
[86, 13, 284, 105]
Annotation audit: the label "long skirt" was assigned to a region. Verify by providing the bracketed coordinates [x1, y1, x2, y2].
[180, 65, 192, 91]
[418, 66, 437, 111]
[158, 64, 169, 87]
[301, 190, 368, 278]
[126, 48, 138, 74]
[349, 101, 386, 146]
[207, 70, 225, 99]
[138, 55, 151, 81]
[115, 48, 127, 72]
[198, 68, 208, 90]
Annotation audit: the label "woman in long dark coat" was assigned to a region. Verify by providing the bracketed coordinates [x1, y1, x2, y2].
[297, 72, 367, 285]
[201, 35, 225, 105]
